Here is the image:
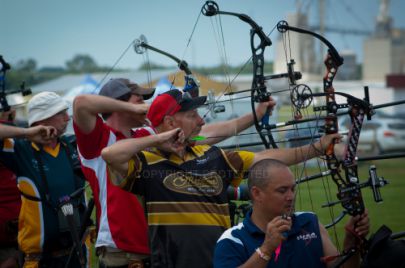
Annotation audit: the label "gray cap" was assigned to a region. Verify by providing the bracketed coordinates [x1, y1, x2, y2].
[99, 78, 155, 100]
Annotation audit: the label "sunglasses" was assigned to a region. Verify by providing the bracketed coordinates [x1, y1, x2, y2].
[178, 91, 193, 104]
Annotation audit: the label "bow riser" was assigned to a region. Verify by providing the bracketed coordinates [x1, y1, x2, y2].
[340, 104, 367, 216]
[250, 28, 274, 149]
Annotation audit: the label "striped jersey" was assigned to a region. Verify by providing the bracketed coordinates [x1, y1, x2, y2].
[116, 145, 254, 268]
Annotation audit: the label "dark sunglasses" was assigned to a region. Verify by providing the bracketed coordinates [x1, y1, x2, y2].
[177, 91, 192, 104]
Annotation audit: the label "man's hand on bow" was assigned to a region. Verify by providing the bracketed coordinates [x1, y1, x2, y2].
[317, 133, 343, 153]
[334, 209, 370, 268]
[256, 97, 277, 119]
[344, 209, 370, 245]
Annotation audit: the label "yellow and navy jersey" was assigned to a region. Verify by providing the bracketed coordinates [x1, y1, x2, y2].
[0, 136, 85, 254]
[117, 145, 254, 268]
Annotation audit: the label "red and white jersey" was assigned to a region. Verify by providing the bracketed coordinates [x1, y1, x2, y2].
[132, 126, 156, 138]
[73, 117, 149, 254]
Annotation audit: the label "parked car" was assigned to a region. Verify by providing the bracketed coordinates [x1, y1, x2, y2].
[284, 121, 322, 148]
[339, 116, 405, 155]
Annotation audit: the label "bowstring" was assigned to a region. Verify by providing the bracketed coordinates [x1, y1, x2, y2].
[313, 101, 341, 250]
[280, 28, 316, 216]
[96, 41, 135, 88]
[211, 12, 238, 148]
[142, 47, 153, 88]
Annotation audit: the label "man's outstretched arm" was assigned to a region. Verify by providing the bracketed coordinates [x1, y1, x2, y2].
[0, 123, 56, 144]
[198, 98, 276, 145]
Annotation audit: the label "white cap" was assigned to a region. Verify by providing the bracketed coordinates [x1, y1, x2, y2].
[27, 92, 68, 126]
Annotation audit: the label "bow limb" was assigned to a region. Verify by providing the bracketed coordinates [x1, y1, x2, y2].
[202, 1, 277, 149]
[249, 24, 276, 149]
[133, 34, 200, 97]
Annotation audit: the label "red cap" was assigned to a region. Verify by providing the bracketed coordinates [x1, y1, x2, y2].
[147, 89, 206, 128]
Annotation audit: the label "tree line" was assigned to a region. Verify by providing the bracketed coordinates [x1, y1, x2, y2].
[4, 54, 273, 91]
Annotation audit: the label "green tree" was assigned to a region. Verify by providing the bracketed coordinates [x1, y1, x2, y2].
[5, 58, 39, 91]
[138, 62, 173, 71]
[15, 59, 37, 73]
[65, 54, 98, 73]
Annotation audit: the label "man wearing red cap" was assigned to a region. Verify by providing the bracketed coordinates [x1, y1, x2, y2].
[73, 78, 276, 267]
[101, 89, 340, 268]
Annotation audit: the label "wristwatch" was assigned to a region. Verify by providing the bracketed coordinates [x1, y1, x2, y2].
[256, 247, 271, 261]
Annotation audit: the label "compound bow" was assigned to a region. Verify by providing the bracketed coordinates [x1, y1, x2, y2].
[199, 2, 393, 266]
[276, 21, 388, 226]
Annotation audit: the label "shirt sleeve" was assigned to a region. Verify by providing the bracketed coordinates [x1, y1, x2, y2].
[107, 153, 142, 193]
[213, 238, 248, 268]
[73, 116, 110, 159]
[0, 138, 19, 174]
[222, 150, 255, 187]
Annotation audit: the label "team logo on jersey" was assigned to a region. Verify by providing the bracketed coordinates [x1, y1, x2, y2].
[196, 157, 209, 165]
[296, 230, 318, 246]
[163, 172, 223, 196]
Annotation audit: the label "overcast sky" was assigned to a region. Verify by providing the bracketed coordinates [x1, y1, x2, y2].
[2, 0, 405, 70]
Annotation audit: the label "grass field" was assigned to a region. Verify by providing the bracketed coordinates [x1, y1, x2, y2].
[293, 158, 405, 247]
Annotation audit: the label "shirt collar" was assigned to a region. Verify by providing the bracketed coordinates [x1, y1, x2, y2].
[243, 209, 264, 235]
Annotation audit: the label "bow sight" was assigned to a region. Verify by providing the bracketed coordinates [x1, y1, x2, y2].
[0, 55, 32, 114]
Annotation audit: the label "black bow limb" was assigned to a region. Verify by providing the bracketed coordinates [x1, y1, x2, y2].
[133, 34, 200, 97]
[201, 1, 277, 148]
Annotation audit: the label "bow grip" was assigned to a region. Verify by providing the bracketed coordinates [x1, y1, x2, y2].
[261, 110, 270, 126]
[257, 93, 271, 127]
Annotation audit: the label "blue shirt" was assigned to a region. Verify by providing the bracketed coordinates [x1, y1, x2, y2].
[213, 210, 326, 268]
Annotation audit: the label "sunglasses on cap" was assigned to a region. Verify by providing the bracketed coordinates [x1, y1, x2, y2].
[177, 91, 192, 104]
